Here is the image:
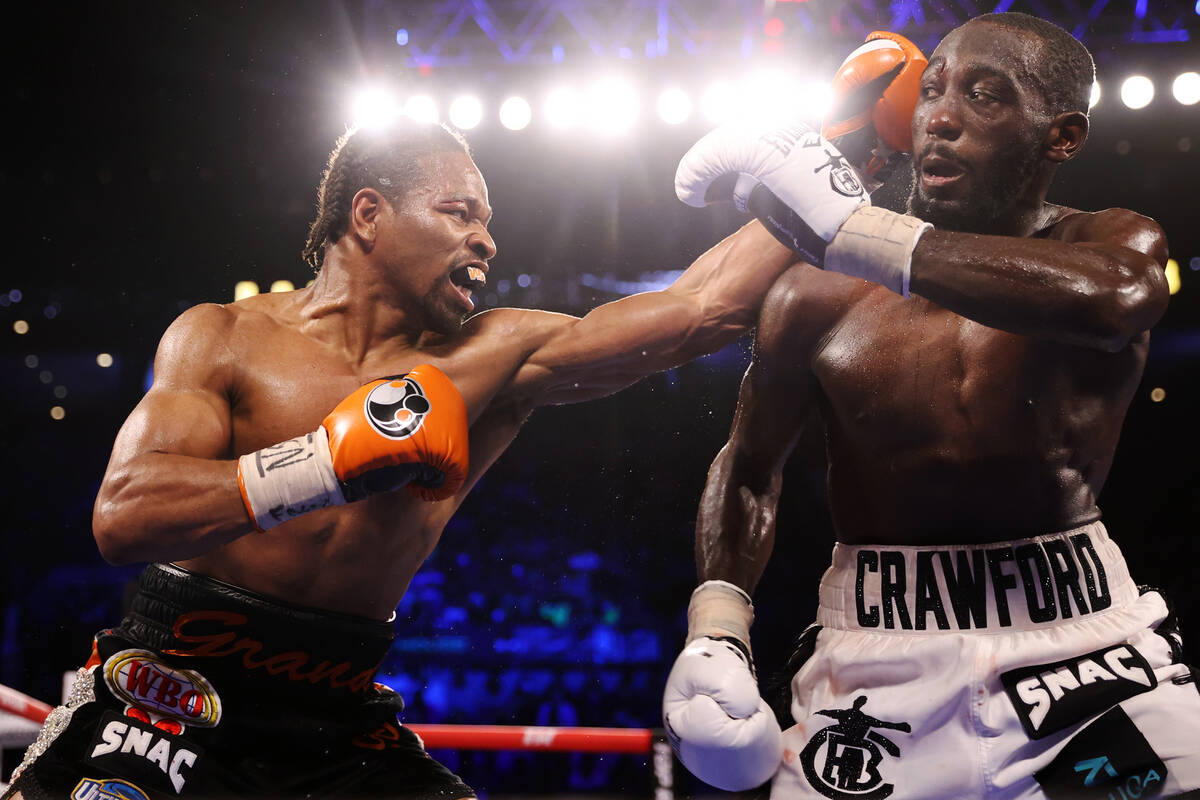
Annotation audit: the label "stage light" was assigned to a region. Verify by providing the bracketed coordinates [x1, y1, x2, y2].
[1173, 72, 1200, 105]
[25, 355, 38, 368]
[1149, 387, 1166, 403]
[795, 80, 834, 123]
[449, 95, 484, 129]
[499, 96, 532, 130]
[97, 353, 113, 368]
[657, 87, 691, 125]
[1120, 76, 1154, 109]
[1089, 80, 1101, 109]
[54, 386, 67, 399]
[545, 88, 581, 129]
[404, 94, 439, 123]
[589, 78, 637, 134]
[234, 281, 260, 301]
[743, 70, 800, 122]
[351, 88, 400, 129]
[13, 319, 29, 334]
[702, 81, 737, 124]
[1165, 258, 1181, 295]
[270, 280, 295, 293]
[50, 406, 65, 421]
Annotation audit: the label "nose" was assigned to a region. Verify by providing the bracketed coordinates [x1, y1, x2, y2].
[922, 93, 962, 142]
[469, 224, 497, 261]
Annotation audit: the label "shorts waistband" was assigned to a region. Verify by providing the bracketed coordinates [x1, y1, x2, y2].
[114, 563, 394, 694]
[816, 522, 1139, 633]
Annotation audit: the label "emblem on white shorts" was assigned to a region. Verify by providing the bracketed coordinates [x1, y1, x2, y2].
[800, 695, 911, 800]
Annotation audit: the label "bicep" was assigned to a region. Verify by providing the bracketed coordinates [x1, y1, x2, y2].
[103, 305, 236, 474]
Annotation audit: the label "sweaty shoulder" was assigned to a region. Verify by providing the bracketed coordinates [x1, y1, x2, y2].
[459, 306, 578, 352]
[1047, 207, 1169, 265]
[153, 299, 284, 392]
[756, 263, 867, 367]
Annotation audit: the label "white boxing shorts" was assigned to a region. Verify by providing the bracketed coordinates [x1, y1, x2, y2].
[771, 522, 1200, 800]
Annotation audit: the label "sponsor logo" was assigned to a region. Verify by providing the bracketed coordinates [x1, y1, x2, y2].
[364, 377, 430, 439]
[800, 696, 910, 800]
[88, 710, 201, 795]
[103, 649, 222, 728]
[1002, 645, 1157, 739]
[855, 532, 1111, 630]
[1034, 707, 1167, 799]
[71, 778, 150, 800]
[522, 727, 559, 747]
[163, 610, 380, 693]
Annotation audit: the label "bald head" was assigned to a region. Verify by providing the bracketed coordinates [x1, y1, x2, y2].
[948, 13, 1094, 117]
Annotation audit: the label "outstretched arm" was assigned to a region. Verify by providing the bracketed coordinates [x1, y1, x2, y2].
[908, 209, 1170, 352]
[506, 220, 797, 407]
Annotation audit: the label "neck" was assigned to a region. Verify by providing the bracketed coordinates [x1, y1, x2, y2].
[300, 249, 433, 364]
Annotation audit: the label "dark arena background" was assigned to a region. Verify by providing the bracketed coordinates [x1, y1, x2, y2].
[2, 1, 1198, 797]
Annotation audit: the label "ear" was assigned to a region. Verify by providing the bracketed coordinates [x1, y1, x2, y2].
[1044, 111, 1088, 164]
[349, 187, 386, 251]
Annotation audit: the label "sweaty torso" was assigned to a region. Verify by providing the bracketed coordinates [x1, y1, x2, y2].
[177, 293, 542, 619]
[775, 213, 1148, 545]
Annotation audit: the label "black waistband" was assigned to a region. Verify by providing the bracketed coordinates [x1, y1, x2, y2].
[114, 564, 394, 695]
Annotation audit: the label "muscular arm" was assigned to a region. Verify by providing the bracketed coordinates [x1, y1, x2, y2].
[92, 304, 255, 564]
[908, 208, 1170, 352]
[695, 268, 834, 591]
[506, 220, 796, 406]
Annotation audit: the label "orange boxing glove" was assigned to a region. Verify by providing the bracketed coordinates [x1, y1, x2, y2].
[237, 364, 469, 530]
[822, 31, 927, 184]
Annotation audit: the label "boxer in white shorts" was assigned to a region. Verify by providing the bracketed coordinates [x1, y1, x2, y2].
[662, 11, 1200, 799]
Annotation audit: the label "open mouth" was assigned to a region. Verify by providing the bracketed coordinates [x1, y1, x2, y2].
[920, 156, 966, 188]
[448, 265, 487, 309]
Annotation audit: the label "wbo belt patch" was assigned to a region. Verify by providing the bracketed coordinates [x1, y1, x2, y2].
[1035, 706, 1166, 799]
[71, 777, 151, 800]
[800, 695, 911, 800]
[1001, 644, 1156, 740]
[87, 709, 202, 795]
[102, 649, 222, 729]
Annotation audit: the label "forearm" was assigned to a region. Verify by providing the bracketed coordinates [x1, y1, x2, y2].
[663, 220, 797, 356]
[93, 453, 256, 564]
[695, 444, 780, 593]
[908, 230, 1168, 351]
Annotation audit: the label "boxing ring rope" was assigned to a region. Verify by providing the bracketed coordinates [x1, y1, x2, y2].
[0, 681, 676, 795]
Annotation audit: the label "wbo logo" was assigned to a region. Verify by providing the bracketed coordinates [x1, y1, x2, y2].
[364, 377, 431, 439]
[103, 649, 222, 728]
[800, 696, 911, 800]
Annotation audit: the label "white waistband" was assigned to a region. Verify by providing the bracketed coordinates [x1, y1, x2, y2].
[816, 522, 1139, 633]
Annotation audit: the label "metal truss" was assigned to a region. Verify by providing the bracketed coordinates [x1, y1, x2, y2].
[361, 0, 1196, 70]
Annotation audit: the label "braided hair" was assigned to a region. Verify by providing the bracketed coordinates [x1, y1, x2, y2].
[302, 120, 471, 271]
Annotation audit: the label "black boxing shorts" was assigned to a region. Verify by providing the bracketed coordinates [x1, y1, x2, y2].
[5, 563, 475, 800]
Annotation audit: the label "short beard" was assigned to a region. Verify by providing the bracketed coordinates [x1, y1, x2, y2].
[419, 284, 468, 337]
[907, 135, 1042, 234]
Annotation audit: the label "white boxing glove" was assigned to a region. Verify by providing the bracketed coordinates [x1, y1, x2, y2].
[676, 120, 931, 297]
[663, 581, 782, 791]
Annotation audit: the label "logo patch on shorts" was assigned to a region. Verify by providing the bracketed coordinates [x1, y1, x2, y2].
[71, 777, 150, 800]
[87, 710, 202, 794]
[1034, 706, 1167, 798]
[800, 695, 911, 800]
[102, 649, 222, 728]
[364, 377, 430, 439]
[1001, 644, 1156, 739]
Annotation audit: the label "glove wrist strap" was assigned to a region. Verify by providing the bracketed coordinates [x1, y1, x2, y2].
[237, 427, 346, 532]
[687, 580, 754, 654]
[825, 206, 932, 297]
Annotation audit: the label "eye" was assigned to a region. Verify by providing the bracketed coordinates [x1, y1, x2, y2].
[444, 206, 469, 220]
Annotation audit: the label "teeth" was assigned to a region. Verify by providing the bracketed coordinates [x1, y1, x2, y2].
[465, 266, 486, 284]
